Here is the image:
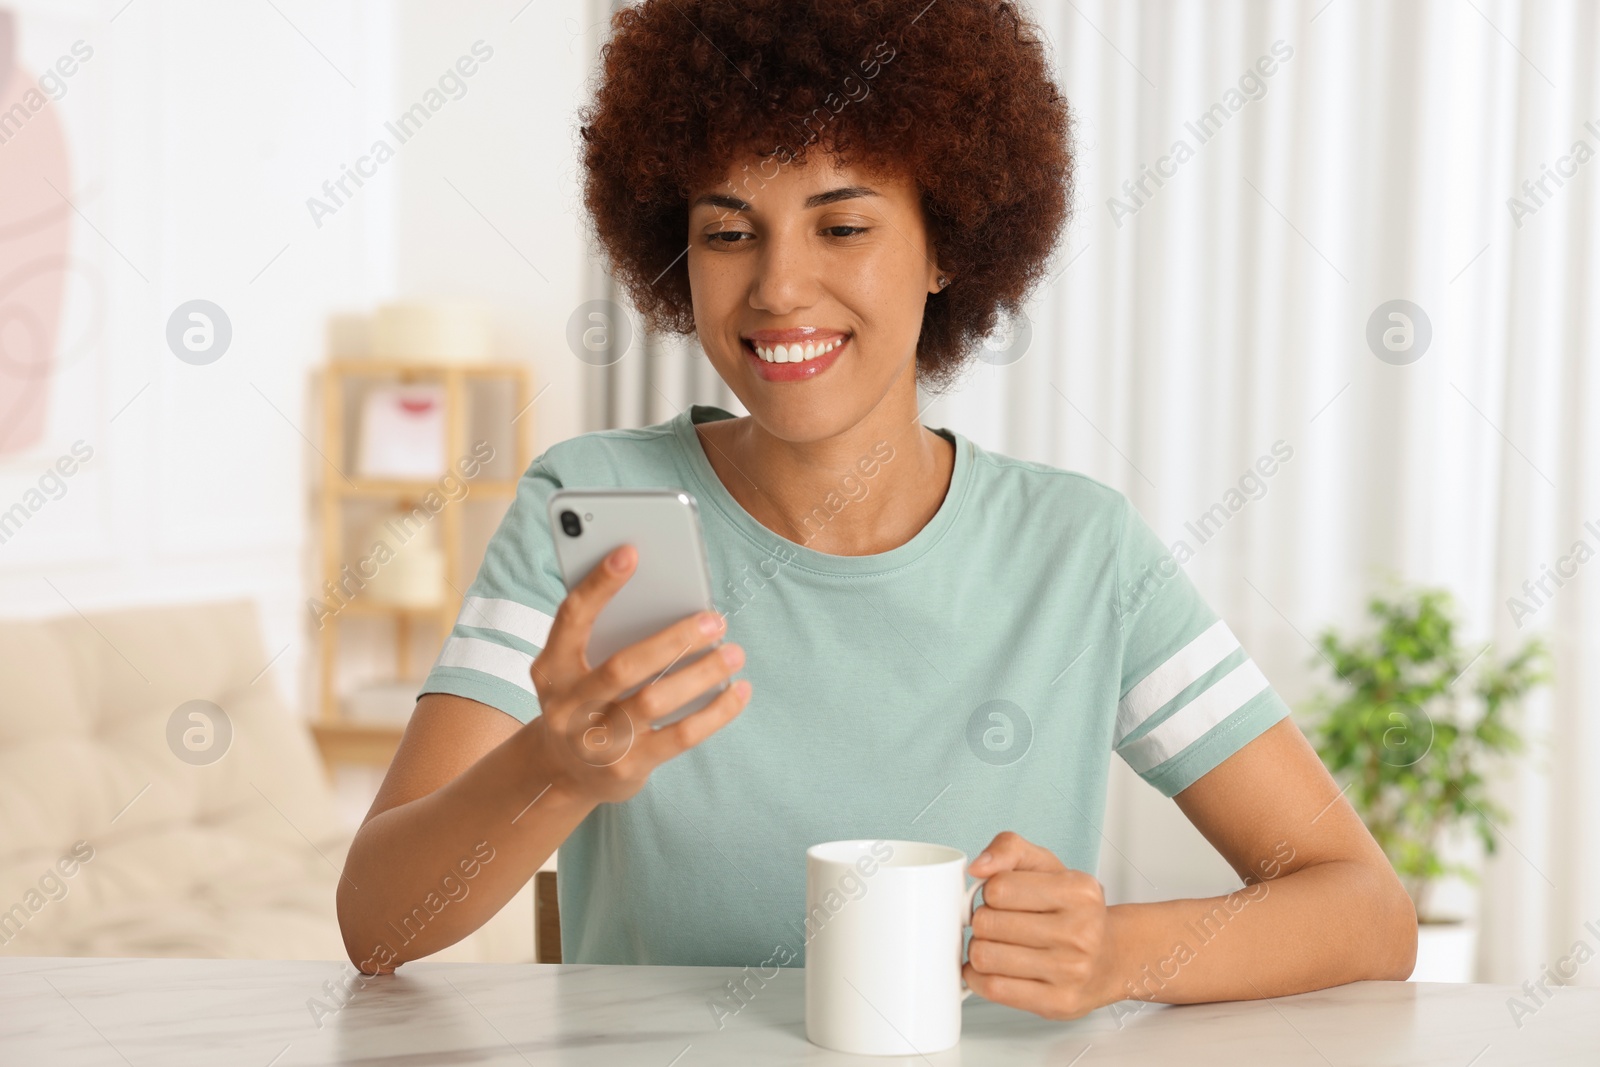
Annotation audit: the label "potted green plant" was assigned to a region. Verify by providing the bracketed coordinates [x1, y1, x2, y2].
[1299, 586, 1550, 981]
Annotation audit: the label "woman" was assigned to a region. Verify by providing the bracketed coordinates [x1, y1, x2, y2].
[337, 0, 1417, 1019]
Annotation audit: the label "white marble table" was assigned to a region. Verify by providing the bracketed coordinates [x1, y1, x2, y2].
[2, 956, 1595, 1065]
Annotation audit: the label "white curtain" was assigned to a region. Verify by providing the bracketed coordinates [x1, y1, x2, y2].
[597, 0, 1598, 984]
[935, 0, 1599, 986]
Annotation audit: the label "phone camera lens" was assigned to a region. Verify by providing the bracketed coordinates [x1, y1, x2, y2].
[559, 510, 583, 537]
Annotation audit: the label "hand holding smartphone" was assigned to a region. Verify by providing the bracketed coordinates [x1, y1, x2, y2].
[546, 488, 730, 728]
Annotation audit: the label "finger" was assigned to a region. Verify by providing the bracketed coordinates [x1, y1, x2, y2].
[647, 677, 753, 758]
[579, 608, 729, 702]
[527, 650, 557, 703]
[970, 901, 1059, 948]
[978, 871, 1080, 913]
[540, 545, 638, 668]
[625, 643, 745, 724]
[960, 963, 1058, 1016]
[968, 831, 1068, 877]
[966, 937, 1064, 982]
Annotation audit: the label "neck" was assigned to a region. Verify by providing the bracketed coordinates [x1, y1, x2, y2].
[695, 367, 955, 556]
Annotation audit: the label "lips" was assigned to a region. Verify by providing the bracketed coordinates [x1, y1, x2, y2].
[741, 333, 849, 382]
[747, 336, 846, 365]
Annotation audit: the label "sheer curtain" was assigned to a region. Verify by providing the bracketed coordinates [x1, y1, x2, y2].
[594, 0, 1598, 984]
[940, 0, 1597, 986]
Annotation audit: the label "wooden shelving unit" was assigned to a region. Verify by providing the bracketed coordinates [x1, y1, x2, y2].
[311, 358, 535, 774]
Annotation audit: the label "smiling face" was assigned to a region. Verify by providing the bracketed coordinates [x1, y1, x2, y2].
[686, 152, 947, 444]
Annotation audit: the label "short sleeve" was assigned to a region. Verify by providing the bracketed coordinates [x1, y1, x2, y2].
[416, 456, 569, 724]
[1111, 494, 1291, 796]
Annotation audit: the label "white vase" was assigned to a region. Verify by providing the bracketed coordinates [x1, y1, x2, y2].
[1410, 920, 1476, 982]
[370, 299, 494, 364]
[361, 512, 447, 608]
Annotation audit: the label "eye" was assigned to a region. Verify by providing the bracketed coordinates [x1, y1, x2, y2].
[824, 225, 868, 239]
[704, 230, 752, 247]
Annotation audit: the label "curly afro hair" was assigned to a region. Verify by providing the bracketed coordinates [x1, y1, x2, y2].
[577, 0, 1074, 389]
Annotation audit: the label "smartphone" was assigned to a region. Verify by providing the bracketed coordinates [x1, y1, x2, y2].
[546, 488, 727, 728]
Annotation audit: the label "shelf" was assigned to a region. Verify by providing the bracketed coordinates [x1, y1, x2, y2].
[314, 354, 535, 776]
[311, 721, 408, 769]
[336, 601, 452, 620]
[329, 359, 526, 379]
[340, 478, 519, 498]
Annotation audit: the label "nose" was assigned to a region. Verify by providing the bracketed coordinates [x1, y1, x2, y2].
[747, 226, 821, 316]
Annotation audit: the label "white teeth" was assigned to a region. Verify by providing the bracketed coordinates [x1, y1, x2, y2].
[750, 337, 845, 363]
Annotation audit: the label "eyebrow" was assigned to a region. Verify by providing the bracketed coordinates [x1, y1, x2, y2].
[691, 185, 882, 212]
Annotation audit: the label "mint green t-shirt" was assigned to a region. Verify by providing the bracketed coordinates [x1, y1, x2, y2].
[419, 404, 1290, 967]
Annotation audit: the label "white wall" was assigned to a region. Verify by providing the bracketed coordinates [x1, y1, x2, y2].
[0, 0, 394, 714]
[389, 0, 597, 448]
[0, 0, 590, 755]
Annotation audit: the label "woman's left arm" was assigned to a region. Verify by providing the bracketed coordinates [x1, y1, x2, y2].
[962, 717, 1418, 1020]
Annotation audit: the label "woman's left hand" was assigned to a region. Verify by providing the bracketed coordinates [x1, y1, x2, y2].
[962, 831, 1119, 1020]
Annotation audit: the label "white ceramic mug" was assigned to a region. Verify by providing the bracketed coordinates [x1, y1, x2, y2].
[804, 839, 986, 1056]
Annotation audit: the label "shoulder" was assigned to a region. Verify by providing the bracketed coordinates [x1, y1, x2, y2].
[529, 417, 685, 487]
[962, 435, 1133, 529]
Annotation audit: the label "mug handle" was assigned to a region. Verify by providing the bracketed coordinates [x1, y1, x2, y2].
[959, 877, 987, 1001]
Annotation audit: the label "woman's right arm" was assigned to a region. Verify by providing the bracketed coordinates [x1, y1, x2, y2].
[335, 544, 751, 972]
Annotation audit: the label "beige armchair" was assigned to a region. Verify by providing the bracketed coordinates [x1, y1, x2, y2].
[0, 599, 530, 962]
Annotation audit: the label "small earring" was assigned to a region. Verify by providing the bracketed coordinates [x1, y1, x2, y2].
[937, 274, 949, 289]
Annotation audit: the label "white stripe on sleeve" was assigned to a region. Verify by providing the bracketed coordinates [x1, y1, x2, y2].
[435, 635, 536, 695]
[1117, 658, 1270, 774]
[1114, 619, 1240, 745]
[457, 596, 555, 649]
